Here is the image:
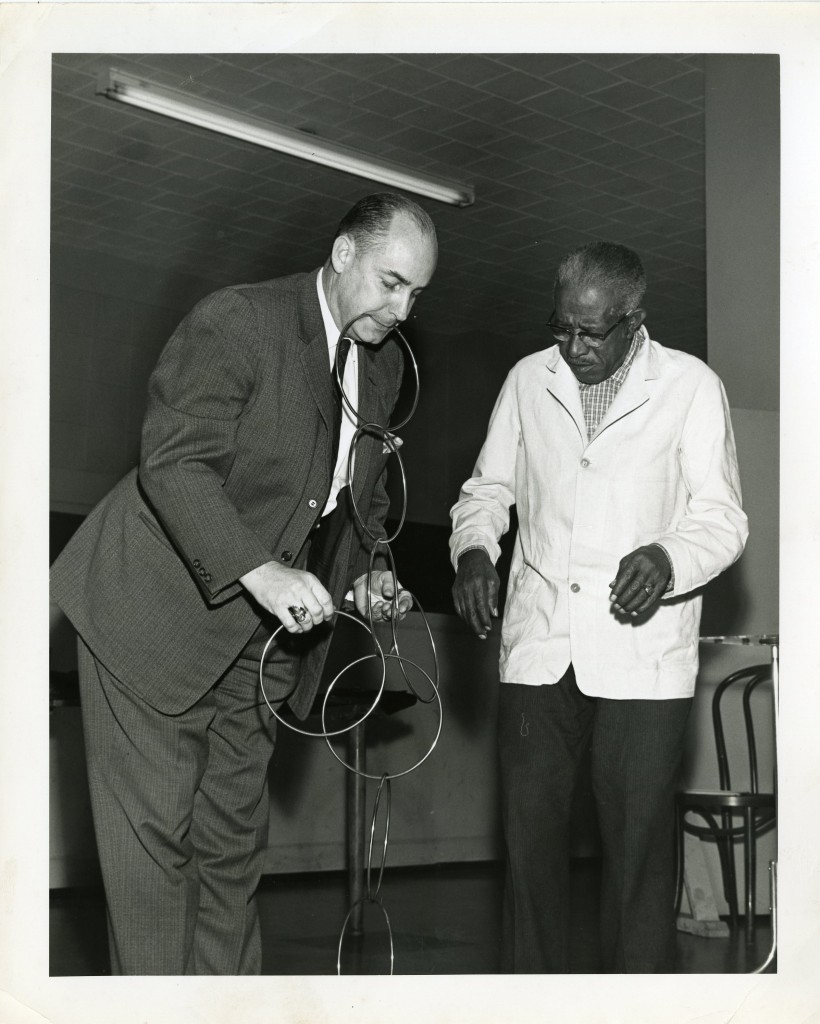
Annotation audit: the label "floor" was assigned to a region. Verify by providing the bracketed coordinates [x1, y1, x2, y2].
[49, 860, 775, 976]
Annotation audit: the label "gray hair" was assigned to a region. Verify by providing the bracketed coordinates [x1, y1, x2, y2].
[333, 192, 437, 255]
[555, 242, 646, 314]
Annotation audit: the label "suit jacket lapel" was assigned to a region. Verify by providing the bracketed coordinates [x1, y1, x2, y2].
[296, 271, 338, 476]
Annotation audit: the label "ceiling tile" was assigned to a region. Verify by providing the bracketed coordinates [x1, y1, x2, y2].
[505, 166, 565, 192]
[603, 119, 676, 150]
[628, 95, 701, 127]
[479, 70, 552, 104]
[422, 139, 488, 169]
[670, 113, 705, 141]
[244, 78, 322, 112]
[542, 60, 625, 95]
[446, 117, 513, 149]
[294, 94, 374, 131]
[494, 54, 584, 78]
[299, 70, 376, 105]
[415, 77, 485, 111]
[400, 103, 471, 135]
[569, 104, 639, 134]
[308, 53, 401, 78]
[659, 69, 706, 104]
[433, 54, 510, 88]
[548, 126, 619, 156]
[591, 80, 663, 110]
[616, 153, 685, 183]
[355, 87, 425, 119]
[581, 140, 650, 168]
[460, 93, 531, 126]
[191, 62, 271, 98]
[579, 54, 636, 71]
[522, 87, 594, 119]
[615, 54, 700, 87]
[505, 111, 572, 141]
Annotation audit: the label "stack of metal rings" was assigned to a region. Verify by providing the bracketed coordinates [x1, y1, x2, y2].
[259, 311, 442, 974]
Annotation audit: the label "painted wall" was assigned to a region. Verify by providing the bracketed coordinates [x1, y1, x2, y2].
[677, 54, 780, 913]
[50, 244, 228, 514]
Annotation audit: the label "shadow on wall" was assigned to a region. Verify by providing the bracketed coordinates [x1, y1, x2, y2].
[699, 560, 751, 638]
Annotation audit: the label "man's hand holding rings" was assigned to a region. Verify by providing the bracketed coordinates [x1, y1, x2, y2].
[239, 560, 335, 633]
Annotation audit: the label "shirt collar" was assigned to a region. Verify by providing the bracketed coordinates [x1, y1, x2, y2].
[316, 268, 342, 355]
[577, 325, 645, 391]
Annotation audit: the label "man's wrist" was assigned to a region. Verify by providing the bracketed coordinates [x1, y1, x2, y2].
[457, 545, 490, 565]
[649, 543, 675, 592]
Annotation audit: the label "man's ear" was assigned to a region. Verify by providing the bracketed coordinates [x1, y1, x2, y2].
[629, 308, 647, 331]
[331, 233, 355, 274]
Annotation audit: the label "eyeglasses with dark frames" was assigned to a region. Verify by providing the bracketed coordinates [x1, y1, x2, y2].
[546, 309, 636, 347]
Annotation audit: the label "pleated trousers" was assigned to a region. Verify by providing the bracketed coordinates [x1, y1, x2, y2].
[77, 619, 298, 975]
[497, 665, 692, 973]
[76, 497, 352, 975]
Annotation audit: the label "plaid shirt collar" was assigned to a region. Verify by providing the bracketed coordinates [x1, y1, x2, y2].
[576, 327, 645, 440]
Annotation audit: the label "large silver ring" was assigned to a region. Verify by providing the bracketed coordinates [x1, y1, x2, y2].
[288, 605, 309, 623]
[643, 584, 653, 595]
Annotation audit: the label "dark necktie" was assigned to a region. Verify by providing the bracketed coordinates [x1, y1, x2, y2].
[330, 336, 352, 472]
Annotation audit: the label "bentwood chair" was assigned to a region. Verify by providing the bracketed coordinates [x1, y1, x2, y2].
[674, 664, 776, 946]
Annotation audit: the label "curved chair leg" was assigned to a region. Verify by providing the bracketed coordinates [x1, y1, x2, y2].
[744, 807, 756, 946]
[715, 836, 737, 929]
[719, 810, 739, 928]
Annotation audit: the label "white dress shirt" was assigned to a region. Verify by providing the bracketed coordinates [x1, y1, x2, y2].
[316, 270, 358, 516]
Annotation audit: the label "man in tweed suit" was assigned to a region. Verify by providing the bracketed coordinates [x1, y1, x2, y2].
[50, 192, 438, 975]
[450, 242, 747, 972]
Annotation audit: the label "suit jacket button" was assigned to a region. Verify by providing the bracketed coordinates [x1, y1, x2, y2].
[204, 573, 212, 582]
[199, 567, 206, 576]
[282, 550, 293, 562]
[193, 559, 201, 567]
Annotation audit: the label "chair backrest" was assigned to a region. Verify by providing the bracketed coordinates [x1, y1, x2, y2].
[712, 664, 773, 793]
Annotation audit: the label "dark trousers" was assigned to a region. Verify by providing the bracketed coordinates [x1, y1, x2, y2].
[497, 666, 692, 973]
[76, 500, 353, 975]
[77, 623, 297, 975]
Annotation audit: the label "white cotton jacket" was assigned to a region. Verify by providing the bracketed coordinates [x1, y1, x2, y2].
[449, 330, 749, 699]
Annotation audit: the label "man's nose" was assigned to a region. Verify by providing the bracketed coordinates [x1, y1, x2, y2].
[567, 331, 589, 358]
[388, 290, 412, 323]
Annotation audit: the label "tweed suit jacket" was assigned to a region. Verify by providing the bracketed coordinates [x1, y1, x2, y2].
[51, 270, 404, 718]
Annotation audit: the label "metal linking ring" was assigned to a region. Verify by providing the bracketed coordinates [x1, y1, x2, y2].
[261, 310, 439, 975]
[259, 610, 386, 739]
[337, 896, 395, 976]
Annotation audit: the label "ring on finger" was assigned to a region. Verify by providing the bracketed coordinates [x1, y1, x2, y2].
[643, 584, 653, 595]
[288, 605, 309, 623]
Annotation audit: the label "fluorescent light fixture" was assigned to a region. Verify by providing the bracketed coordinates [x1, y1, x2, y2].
[97, 67, 475, 208]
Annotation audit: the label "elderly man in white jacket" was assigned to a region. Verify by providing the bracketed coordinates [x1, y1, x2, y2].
[450, 241, 748, 974]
